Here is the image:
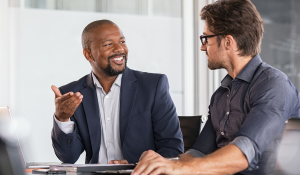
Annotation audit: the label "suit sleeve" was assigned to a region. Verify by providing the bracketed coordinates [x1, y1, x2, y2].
[151, 75, 184, 157]
[51, 88, 85, 163]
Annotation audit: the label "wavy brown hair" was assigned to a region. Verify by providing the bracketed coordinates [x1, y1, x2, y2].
[200, 0, 264, 57]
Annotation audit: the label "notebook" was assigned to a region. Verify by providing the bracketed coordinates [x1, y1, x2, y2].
[49, 164, 135, 173]
[0, 106, 61, 169]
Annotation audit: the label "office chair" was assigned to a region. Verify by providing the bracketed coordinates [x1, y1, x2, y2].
[178, 116, 205, 152]
[274, 118, 300, 175]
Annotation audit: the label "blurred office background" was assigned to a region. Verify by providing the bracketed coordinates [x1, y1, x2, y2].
[0, 0, 299, 166]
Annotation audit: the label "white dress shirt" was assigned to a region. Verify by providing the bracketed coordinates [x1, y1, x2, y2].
[54, 72, 124, 163]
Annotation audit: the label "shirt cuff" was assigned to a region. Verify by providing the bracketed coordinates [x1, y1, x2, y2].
[230, 136, 257, 170]
[53, 114, 74, 134]
[185, 148, 206, 158]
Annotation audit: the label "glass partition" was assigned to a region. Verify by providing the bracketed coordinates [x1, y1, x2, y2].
[252, 0, 300, 90]
[19, 0, 181, 17]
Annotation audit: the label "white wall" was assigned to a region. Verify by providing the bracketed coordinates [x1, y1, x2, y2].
[0, 0, 9, 107]
[8, 8, 182, 163]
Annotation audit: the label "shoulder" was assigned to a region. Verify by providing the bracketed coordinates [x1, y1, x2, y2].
[249, 62, 298, 102]
[123, 68, 170, 92]
[252, 62, 292, 88]
[260, 63, 288, 79]
[128, 68, 168, 85]
[131, 69, 165, 80]
[59, 74, 89, 94]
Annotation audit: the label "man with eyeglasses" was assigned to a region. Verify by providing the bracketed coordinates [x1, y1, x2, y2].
[132, 0, 300, 174]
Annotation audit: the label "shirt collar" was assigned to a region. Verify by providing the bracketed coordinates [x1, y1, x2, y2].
[221, 54, 262, 87]
[221, 74, 233, 88]
[91, 72, 123, 89]
[235, 54, 263, 82]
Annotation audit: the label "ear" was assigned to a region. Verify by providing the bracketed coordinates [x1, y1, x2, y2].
[224, 35, 234, 50]
[83, 48, 93, 62]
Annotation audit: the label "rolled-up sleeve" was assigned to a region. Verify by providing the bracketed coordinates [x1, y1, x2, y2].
[237, 74, 298, 167]
[230, 136, 256, 170]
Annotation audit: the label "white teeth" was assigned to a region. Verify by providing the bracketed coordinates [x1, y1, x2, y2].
[114, 57, 123, 61]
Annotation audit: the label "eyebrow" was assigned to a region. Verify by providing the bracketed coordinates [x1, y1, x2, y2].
[102, 39, 112, 43]
[203, 32, 207, 35]
[102, 37, 125, 44]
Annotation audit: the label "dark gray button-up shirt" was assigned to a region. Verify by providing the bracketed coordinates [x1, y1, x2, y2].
[189, 55, 300, 175]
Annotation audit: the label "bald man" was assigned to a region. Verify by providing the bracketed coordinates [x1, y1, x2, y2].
[51, 20, 183, 164]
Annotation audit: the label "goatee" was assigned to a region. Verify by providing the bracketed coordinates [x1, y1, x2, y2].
[103, 54, 127, 76]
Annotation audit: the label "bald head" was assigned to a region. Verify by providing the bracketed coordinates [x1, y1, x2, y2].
[81, 19, 117, 49]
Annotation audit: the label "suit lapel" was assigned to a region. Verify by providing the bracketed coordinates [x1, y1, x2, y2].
[120, 68, 138, 145]
[81, 73, 101, 163]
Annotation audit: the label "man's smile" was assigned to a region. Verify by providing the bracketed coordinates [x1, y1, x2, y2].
[109, 54, 126, 65]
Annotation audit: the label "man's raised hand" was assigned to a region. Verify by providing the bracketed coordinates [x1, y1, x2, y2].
[51, 85, 83, 122]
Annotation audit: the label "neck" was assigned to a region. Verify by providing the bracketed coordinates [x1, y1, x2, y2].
[226, 54, 253, 79]
[93, 72, 118, 94]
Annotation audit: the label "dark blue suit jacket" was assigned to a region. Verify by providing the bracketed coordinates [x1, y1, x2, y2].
[51, 67, 184, 164]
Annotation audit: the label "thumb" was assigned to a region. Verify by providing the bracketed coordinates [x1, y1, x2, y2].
[51, 85, 62, 98]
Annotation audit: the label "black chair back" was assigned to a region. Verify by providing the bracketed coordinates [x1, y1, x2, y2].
[178, 116, 202, 152]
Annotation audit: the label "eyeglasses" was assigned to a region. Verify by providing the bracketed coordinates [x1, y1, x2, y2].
[200, 34, 224, 45]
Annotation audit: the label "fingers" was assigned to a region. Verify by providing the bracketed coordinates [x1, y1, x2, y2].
[139, 151, 148, 161]
[134, 159, 177, 175]
[133, 160, 161, 175]
[51, 85, 62, 98]
[139, 150, 158, 162]
[55, 92, 81, 104]
[58, 93, 82, 114]
[134, 151, 187, 175]
[55, 92, 74, 103]
[119, 160, 129, 164]
[107, 160, 119, 164]
[108, 160, 128, 164]
[140, 162, 161, 175]
[61, 92, 83, 109]
[54, 91, 83, 120]
[133, 151, 163, 175]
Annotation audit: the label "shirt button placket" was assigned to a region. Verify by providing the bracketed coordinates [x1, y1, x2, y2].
[222, 90, 230, 138]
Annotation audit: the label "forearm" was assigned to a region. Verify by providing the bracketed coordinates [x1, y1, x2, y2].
[187, 144, 248, 175]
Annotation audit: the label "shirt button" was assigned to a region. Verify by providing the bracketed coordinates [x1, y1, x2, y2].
[221, 131, 225, 136]
[226, 112, 229, 115]
[108, 139, 111, 143]
[227, 94, 230, 97]
[105, 95, 109, 98]
[107, 117, 110, 121]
